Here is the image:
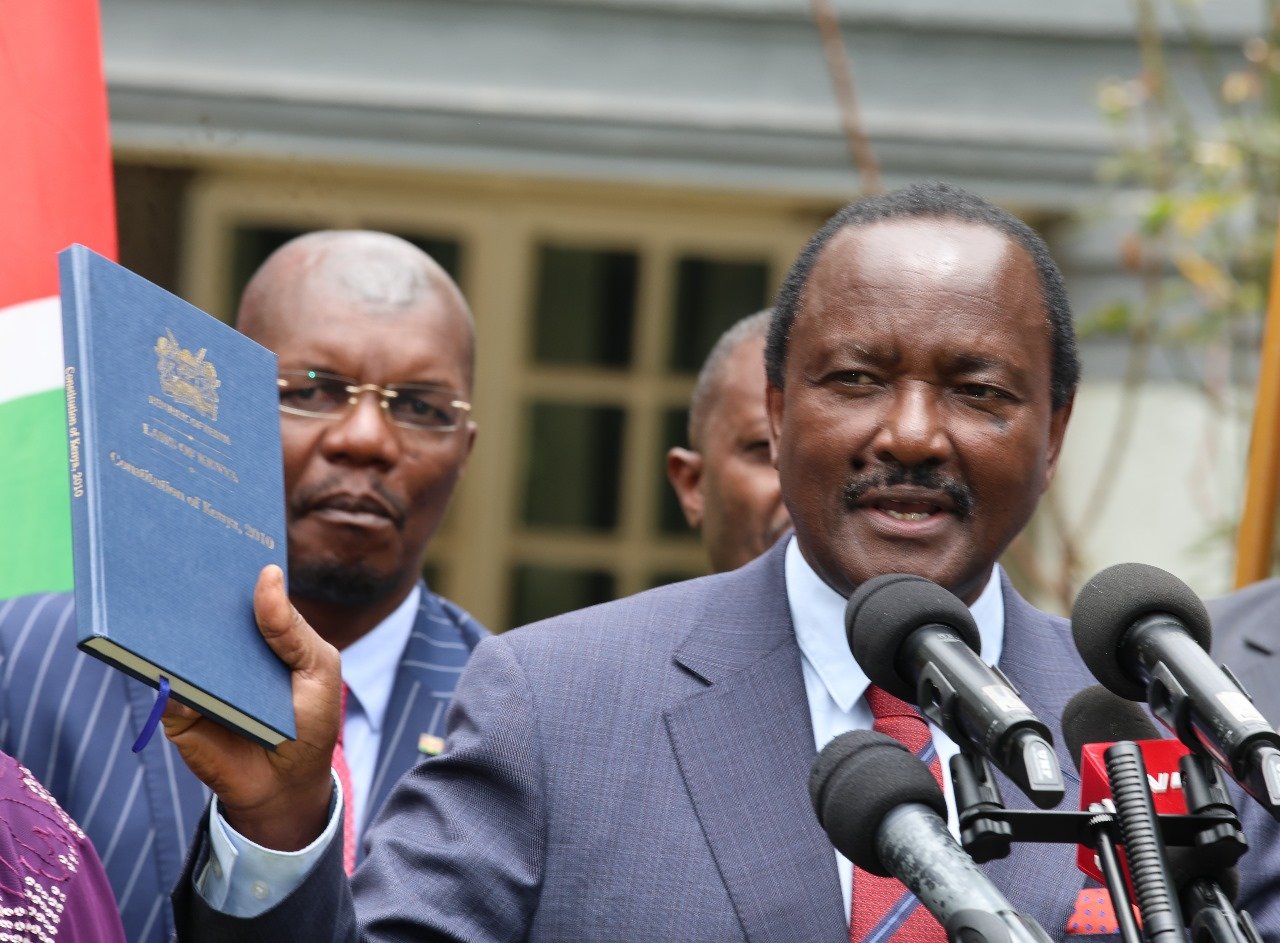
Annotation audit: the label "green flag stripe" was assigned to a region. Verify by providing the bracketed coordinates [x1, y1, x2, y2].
[0, 388, 73, 598]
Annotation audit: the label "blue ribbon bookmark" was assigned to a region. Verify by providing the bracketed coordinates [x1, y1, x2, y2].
[132, 677, 171, 753]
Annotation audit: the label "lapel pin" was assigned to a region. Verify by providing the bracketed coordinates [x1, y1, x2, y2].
[418, 733, 445, 756]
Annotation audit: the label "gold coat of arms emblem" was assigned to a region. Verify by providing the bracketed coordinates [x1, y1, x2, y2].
[155, 329, 221, 420]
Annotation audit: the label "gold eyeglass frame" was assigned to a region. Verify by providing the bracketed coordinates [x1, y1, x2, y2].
[277, 371, 472, 432]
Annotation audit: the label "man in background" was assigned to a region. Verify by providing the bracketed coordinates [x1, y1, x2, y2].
[0, 230, 486, 942]
[666, 309, 790, 573]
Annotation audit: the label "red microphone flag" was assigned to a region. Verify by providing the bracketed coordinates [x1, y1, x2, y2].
[1076, 737, 1191, 883]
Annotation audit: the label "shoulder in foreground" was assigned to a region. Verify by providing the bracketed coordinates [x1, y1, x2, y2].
[0, 751, 123, 938]
[0, 751, 84, 840]
[487, 541, 787, 667]
[502, 567, 749, 652]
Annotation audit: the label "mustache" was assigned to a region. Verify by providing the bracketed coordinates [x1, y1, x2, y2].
[842, 464, 974, 521]
[291, 475, 409, 531]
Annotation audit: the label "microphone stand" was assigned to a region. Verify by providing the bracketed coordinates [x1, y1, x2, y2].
[1177, 754, 1260, 943]
[1085, 802, 1143, 943]
[1183, 879, 1262, 943]
[952, 752, 1143, 943]
[950, 744, 1257, 943]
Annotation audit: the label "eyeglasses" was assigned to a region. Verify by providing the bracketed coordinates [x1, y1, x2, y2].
[277, 370, 472, 432]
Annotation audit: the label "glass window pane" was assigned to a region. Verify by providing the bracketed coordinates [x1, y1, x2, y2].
[115, 162, 191, 300]
[658, 407, 693, 535]
[511, 565, 616, 626]
[669, 256, 769, 373]
[533, 245, 637, 367]
[522, 403, 625, 531]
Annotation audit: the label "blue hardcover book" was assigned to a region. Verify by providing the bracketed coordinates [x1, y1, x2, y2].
[59, 245, 295, 747]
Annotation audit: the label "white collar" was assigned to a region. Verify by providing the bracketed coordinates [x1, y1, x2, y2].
[785, 536, 1005, 711]
[339, 584, 421, 733]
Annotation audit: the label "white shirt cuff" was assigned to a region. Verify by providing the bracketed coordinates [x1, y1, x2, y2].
[196, 770, 343, 917]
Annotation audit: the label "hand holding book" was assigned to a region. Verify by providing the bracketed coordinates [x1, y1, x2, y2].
[161, 565, 340, 852]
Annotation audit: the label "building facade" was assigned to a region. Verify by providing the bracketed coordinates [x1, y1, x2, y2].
[104, 0, 1263, 624]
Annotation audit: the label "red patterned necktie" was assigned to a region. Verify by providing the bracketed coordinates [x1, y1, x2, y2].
[1066, 889, 1121, 935]
[849, 686, 947, 943]
[332, 682, 357, 876]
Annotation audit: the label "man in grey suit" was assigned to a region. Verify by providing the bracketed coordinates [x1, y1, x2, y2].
[667, 309, 791, 573]
[166, 184, 1280, 941]
[1208, 578, 1280, 724]
[0, 231, 486, 942]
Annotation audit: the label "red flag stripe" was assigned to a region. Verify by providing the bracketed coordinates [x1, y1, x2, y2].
[1, 0, 116, 309]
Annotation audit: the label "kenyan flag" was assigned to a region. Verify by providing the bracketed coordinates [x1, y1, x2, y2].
[0, 0, 115, 599]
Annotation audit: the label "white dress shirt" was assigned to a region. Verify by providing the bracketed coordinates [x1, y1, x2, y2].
[786, 536, 1006, 920]
[199, 585, 420, 913]
[202, 545, 1007, 918]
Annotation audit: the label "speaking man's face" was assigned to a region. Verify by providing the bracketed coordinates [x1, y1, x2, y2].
[767, 217, 1071, 604]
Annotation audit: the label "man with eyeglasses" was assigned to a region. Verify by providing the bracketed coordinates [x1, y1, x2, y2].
[0, 230, 486, 943]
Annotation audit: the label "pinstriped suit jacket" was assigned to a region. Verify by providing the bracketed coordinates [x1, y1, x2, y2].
[0, 583, 486, 943]
[173, 539, 1280, 943]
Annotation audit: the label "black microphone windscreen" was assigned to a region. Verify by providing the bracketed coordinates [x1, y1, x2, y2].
[1061, 685, 1161, 772]
[845, 574, 980, 702]
[1071, 563, 1213, 700]
[809, 729, 947, 876]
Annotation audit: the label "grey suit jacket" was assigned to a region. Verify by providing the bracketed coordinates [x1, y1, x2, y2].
[172, 542, 1280, 942]
[0, 583, 485, 943]
[1208, 577, 1280, 727]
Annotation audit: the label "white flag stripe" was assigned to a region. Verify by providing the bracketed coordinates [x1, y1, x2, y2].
[0, 296, 64, 404]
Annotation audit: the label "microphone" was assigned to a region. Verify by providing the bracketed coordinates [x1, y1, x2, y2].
[1062, 686, 1253, 943]
[1063, 686, 1184, 943]
[846, 574, 1064, 807]
[1071, 562, 1280, 818]
[810, 730, 1053, 943]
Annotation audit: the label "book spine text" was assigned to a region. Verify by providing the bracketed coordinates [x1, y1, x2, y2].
[58, 248, 103, 632]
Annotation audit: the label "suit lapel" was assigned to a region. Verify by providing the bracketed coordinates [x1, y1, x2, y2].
[363, 586, 469, 853]
[982, 577, 1093, 935]
[996, 576, 1087, 787]
[664, 544, 846, 943]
